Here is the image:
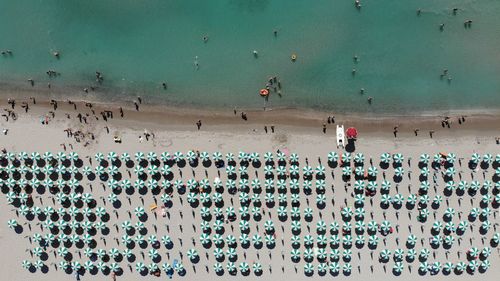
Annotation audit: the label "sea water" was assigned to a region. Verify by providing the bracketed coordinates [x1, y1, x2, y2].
[0, 0, 499, 114]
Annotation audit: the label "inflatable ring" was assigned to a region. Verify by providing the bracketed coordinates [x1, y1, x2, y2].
[259, 89, 269, 97]
[291, 53, 297, 61]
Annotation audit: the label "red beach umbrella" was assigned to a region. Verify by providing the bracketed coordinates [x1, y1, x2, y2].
[346, 127, 358, 139]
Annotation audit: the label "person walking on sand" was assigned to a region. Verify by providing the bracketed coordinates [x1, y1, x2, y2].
[414, 128, 419, 136]
[393, 126, 398, 138]
[322, 123, 327, 134]
[271, 126, 275, 133]
[196, 120, 202, 130]
[134, 102, 139, 111]
[264, 126, 268, 133]
[429, 130, 434, 138]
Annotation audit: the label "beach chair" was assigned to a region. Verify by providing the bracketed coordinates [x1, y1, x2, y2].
[336, 125, 345, 149]
[149, 203, 157, 212]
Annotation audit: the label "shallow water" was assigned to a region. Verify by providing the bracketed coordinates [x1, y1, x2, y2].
[0, 0, 499, 113]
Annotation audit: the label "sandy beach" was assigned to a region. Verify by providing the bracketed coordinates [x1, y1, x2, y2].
[0, 96, 499, 281]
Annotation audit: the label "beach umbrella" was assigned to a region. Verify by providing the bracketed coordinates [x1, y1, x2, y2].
[21, 260, 32, 270]
[456, 181, 467, 192]
[342, 235, 353, 247]
[252, 234, 263, 247]
[342, 152, 351, 163]
[380, 221, 392, 233]
[289, 153, 299, 163]
[342, 166, 352, 176]
[290, 234, 301, 248]
[480, 260, 490, 272]
[443, 235, 455, 248]
[419, 153, 430, 164]
[393, 153, 404, 163]
[248, 152, 259, 163]
[381, 194, 392, 206]
[419, 248, 430, 261]
[492, 233, 500, 245]
[70, 261, 81, 272]
[330, 235, 341, 248]
[380, 153, 391, 164]
[420, 167, 430, 177]
[481, 247, 491, 259]
[368, 235, 379, 247]
[7, 219, 18, 230]
[315, 164, 325, 175]
[355, 166, 364, 177]
[212, 262, 223, 274]
[135, 262, 146, 273]
[135, 222, 146, 232]
[252, 262, 262, 275]
[328, 262, 340, 274]
[393, 262, 404, 274]
[145, 152, 157, 163]
[430, 235, 442, 247]
[406, 234, 417, 247]
[109, 262, 120, 273]
[433, 195, 443, 206]
[446, 153, 456, 164]
[328, 152, 339, 163]
[31, 151, 42, 162]
[394, 167, 404, 177]
[354, 153, 365, 164]
[226, 247, 237, 261]
[276, 151, 286, 163]
[471, 153, 481, 163]
[343, 263, 352, 274]
[224, 152, 235, 163]
[394, 249, 405, 262]
[432, 262, 442, 274]
[367, 166, 378, 177]
[117, 152, 131, 163]
[468, 260, 479, 272]
[238, 166, 248, 175]
[455, 262, 466, 273]
[238, 151, 248, 162]
[264, 165, 274, 175]
[483, 154, 493, 164]
[239, 262, 250, 274]
[445, 167, 456, 177]
[442, 262, 454, 274]
[262, 152, 274, 163]
[96, 261, 107, 273]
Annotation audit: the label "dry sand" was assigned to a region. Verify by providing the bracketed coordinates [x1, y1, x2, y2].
[0, 97, 498, 281]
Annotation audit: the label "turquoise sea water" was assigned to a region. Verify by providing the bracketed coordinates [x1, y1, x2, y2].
[0, 0, 499, 113]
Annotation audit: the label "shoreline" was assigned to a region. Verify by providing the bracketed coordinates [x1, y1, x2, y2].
[1, 82, 500, 119]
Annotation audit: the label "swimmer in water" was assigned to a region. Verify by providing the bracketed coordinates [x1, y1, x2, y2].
[203, 35, 208, 43]
[194, 56, 199, 70]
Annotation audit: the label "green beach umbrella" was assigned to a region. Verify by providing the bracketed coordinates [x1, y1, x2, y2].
[354, 153, 365, 164]
[380, 153, 391, 164]
[328, 152, 339, 162]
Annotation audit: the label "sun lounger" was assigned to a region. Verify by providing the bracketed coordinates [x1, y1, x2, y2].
[336, 125, 345, 149]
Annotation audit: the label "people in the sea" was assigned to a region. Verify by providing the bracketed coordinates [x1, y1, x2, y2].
[162, 82, 167, 89]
